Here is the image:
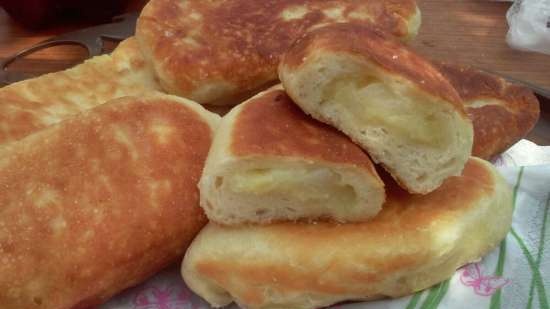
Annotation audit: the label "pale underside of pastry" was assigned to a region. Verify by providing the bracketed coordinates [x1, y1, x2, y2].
[136, 0, 421, 106]
[0, 37, 161, 145]
[199, 86, 384, 225]
[183, 158, 513, 309]
[279, 23, 474, 194]
[0, 93, 219, 309]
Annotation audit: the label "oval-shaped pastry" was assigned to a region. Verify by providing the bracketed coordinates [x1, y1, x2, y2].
[136, 0, 421, 105]
[279, 23, 474, 194]
[0, 93, 219, 309]
[436, 62, 540, 160]
[182, 158, 513, 309]
[199, 86, 385, 225]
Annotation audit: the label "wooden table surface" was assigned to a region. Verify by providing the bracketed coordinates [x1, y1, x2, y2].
[0, 0, 549, 145]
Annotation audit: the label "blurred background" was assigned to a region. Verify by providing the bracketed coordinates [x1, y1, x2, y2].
[0, 0, 148, 75]
[0, 0, 137, 29]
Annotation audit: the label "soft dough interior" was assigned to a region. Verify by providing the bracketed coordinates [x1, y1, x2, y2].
[323, 76, 452, 148]
[202, 163, 383, 224]
[227, 167, 357, 208]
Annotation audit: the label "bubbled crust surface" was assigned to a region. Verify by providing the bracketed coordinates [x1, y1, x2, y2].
[280, 23, 465, 112]
[0, 96, 216, 309]
[136, 0, 418, 104]
[185, 158, 510, 308]
[230, 88, 379, 176]
[436, 62, 540, 160]
[0, 38, 161, 146]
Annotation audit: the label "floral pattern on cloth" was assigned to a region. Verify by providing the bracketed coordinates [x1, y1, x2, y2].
[133, 285, 197, 309]
[459, 263, 510, 296]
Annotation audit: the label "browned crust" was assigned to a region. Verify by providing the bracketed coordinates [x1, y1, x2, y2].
[230, 88, 379, 175]
[0, 38, 160, 146]
[0, 96, 214, 308]
[194, 159, 495, 302]
[0, 96, 55, 145]
[137, 0, 418, 102]
[436, 62, 540, 159]
[281, 23, 465, 112]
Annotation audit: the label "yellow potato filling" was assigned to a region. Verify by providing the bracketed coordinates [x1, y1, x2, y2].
[227, 167, 357, 210]
[323, 77, 451, 148]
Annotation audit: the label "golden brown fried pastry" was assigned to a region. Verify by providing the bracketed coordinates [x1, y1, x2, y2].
[199, 86, 384, 225]
[0, 37, 161, 145]
[182, 158, 513, 309]
[436, 62, 540, 160]
[0, 93, 219, 309]
[279, 23, 473, 194]
[136, 0, 421, 105]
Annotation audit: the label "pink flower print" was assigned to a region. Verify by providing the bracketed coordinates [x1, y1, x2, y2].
[460, 263, 510, 296]
[178, 286, 202, 307]
[178, 286, 192, 302]
[492, 156, 505, 167]
[133, 286, 187, 309]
